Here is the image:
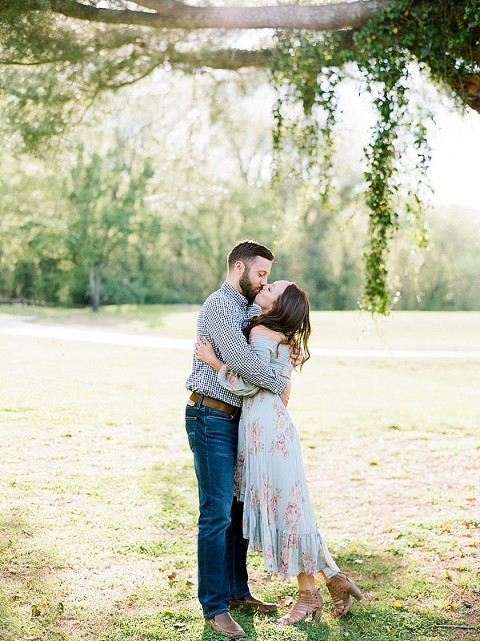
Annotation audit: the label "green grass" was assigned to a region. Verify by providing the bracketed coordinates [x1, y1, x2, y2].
[0, 307, 479, 641]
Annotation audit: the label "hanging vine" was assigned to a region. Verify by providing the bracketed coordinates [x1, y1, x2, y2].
[272, 31, 344, 210]
[271, 0, 480, 314]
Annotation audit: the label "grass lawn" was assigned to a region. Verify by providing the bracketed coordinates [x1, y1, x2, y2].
[0, 307, 479, 641]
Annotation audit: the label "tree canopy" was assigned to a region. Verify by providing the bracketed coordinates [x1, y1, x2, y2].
[1, 0, 479, 312]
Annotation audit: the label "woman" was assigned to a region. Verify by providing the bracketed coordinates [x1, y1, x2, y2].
[195, 280, 363, 624]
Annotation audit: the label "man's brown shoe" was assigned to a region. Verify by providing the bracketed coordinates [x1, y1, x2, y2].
[230, 594, 278, 614]
[204, 612, 245, 639]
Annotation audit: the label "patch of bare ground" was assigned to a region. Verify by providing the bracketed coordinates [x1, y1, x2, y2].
[301, 427, 479, 635]
[54, 557, 169, 638]
[305, 430, 479, 532]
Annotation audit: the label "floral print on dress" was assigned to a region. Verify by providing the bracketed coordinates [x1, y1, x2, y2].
[262, 481, 282, 523]
[234, 447, 246, 497]
[269, 433, 288, 459]
[226, 371, 240, 387]
[217, 334, 340, 578]
[269, 399, 295, 459]
[302, 552, 317, 576]
[249, 486, 260, 511]
[264, 544, 275, 564]
[247, 418, 264, 453]
[284, 483, 304, 531]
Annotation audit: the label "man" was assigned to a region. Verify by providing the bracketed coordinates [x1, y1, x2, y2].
[185, 240, 290, 639]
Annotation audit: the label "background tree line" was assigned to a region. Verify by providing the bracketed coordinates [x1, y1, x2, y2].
[0, 71, 479, 312]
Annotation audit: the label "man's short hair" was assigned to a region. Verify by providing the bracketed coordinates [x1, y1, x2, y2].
[227, 240, 275, 270]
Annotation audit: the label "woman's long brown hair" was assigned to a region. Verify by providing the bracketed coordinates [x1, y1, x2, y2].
[244, 283, 311, 368]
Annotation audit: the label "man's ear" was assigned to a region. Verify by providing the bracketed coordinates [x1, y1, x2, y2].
[233, 260, 245, 275]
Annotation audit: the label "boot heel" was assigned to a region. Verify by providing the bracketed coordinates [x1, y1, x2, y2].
[312, 606, 323, 621]
[348, 583, 364, 601]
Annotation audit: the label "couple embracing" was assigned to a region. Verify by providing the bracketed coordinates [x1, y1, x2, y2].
[185, 240, 363, 639]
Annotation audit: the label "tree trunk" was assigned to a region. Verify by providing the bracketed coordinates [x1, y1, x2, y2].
[89, 268, 101, 312]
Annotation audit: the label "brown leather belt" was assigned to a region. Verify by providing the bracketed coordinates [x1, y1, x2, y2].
[189, 392, 237, 415]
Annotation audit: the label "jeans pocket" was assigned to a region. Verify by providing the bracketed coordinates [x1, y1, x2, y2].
[185, 416, 197, 452]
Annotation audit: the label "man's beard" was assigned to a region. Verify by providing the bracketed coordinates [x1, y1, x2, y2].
[239, 268, 260, 303]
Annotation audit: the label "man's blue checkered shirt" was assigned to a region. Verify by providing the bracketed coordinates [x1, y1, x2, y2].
[185, 282, 288, 406]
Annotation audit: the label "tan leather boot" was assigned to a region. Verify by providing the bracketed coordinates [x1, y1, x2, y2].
[326, 572, 364, 617]
[276, 588, 323, 625]
[229, 594, 277, 613]
[204, 612, 246, 639]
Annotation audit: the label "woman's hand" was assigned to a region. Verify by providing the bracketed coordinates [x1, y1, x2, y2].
[280, 380, 291, 407]
[194, 338, 224, 372]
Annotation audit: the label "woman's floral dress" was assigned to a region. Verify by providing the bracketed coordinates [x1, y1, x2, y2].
[218, 334, 340, 578]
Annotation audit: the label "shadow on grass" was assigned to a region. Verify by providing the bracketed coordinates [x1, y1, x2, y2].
[101, 547, 467, 641]
[1, 509, 473, 641]
[106, 601, 453, 641]
[66, 453, 479, 641]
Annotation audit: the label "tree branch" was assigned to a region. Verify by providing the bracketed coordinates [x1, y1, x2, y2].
[165, 29, 353, 69]
[167, 46, 273, 69]
[131, 0, 186, 12]
[48, 0, 394, 31]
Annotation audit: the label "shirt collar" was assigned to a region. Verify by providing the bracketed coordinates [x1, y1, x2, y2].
[221, 281, 250, 308]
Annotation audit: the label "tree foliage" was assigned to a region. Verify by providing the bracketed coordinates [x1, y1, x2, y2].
[67, 144, 154, 310]
[270, 0, 479, 311]
[0, 0, 479, 312]
[0, 101, 479, 312]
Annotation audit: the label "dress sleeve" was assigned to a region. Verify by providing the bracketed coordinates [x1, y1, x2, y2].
[217, 339, 275, 397]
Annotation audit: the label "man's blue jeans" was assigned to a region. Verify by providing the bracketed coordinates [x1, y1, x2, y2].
[185, 398, 250, 618]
